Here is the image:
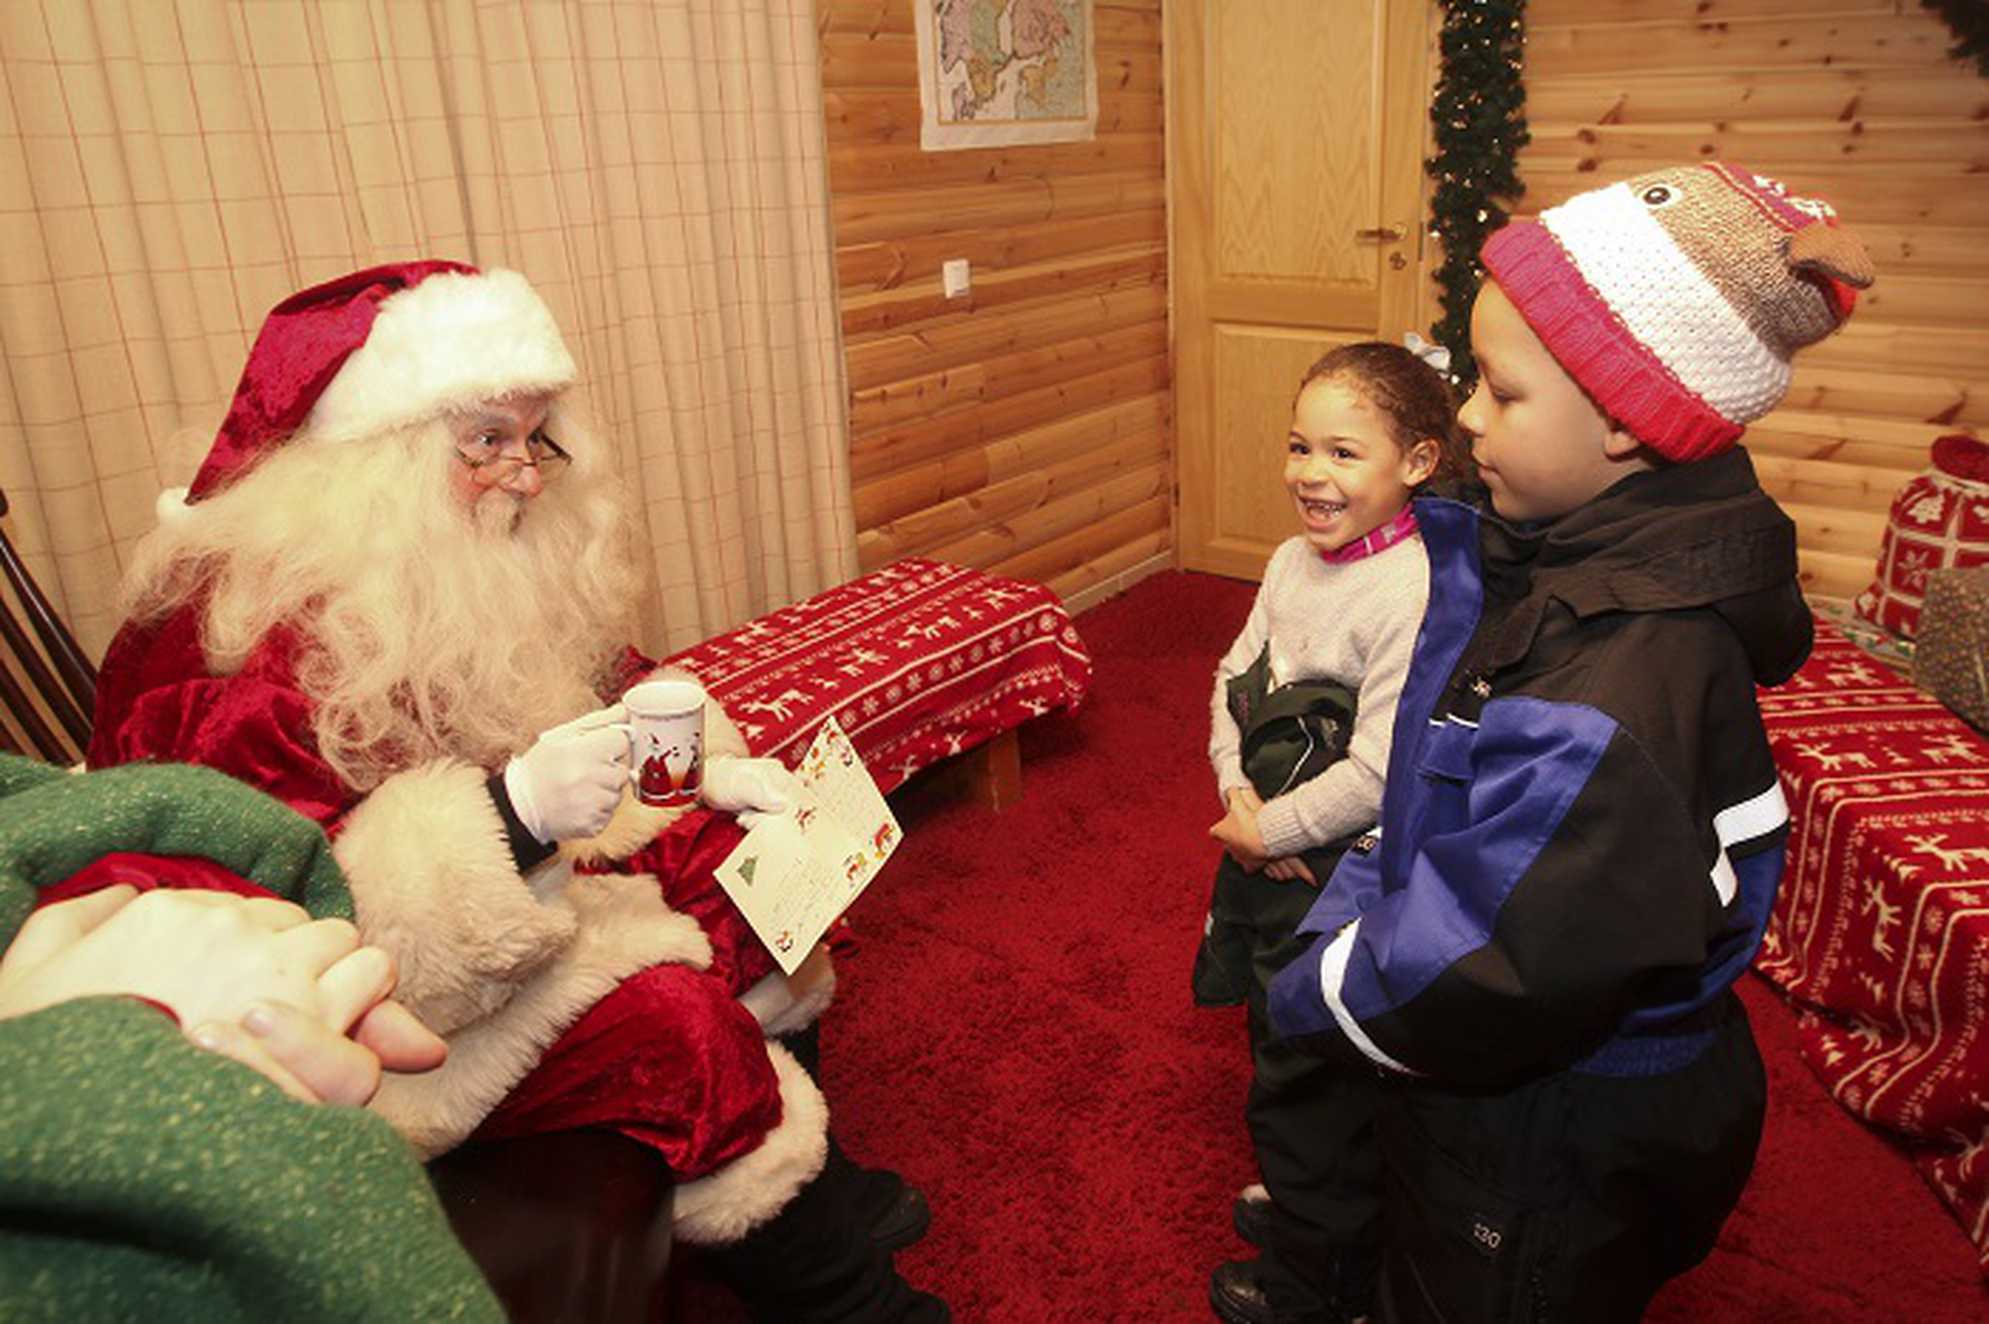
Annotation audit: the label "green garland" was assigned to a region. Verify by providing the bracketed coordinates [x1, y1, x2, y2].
[1922, 0, 1989, 76]
[1424, 0, 1529, 391]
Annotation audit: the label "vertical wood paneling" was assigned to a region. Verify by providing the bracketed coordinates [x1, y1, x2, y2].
[1518, 1, 1989, 601]
[816, 0, 1171, 606]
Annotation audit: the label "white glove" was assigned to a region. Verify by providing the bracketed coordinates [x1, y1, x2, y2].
[502, 704, 630, 843]
[700, 757, 802, 829]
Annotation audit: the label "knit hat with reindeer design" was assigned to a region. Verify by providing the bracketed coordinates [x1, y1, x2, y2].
[1480, 161, 1875, 463]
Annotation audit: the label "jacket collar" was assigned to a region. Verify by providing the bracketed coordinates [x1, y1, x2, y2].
[1464, 449, 1812, 684]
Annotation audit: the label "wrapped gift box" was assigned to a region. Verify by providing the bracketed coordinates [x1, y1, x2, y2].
[1916, 564, 1989, 732]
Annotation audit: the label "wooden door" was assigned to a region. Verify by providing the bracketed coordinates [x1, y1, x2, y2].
[1170, 0, 1433, 579]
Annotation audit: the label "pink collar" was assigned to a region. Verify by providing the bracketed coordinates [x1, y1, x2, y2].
[1320, 505, 1418, 565]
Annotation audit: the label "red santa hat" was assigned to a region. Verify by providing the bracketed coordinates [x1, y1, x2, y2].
[1480, 161, 1874, 463]
[171, 260, 577, 510]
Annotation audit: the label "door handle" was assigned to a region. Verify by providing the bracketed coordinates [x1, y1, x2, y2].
[1354, 225, 1408, 243]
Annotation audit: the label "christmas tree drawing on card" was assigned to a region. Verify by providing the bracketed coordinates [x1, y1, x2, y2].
[714, 717, 902, 974]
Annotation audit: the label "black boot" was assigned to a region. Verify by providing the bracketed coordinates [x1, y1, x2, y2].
[779, 1025, 933, 1253]
[828, 1133, 932, 1253]
[1210, 1243, 1378, 1324]
[1211, 1259, 1326, 1324]
[704, 1164, 949, 1323]
[781, 1022, 827, 1078]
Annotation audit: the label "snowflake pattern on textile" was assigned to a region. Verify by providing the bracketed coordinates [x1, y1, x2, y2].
[1856, 465, 1989, 638]
[1909, 492, 1950, 525]
[1750, 171, 1837, 221]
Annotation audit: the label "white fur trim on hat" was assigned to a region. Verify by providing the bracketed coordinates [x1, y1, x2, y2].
[155, 485, 193, 526]
[306, 268, 577, 443]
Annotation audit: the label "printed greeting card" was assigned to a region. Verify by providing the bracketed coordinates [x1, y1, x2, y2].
[714, 717, 902, 974]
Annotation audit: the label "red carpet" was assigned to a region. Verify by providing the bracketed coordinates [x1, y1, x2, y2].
[704, 570, 1988, 1321]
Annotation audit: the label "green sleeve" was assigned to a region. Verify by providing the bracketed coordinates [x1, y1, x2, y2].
[0, 998, 502, 1324]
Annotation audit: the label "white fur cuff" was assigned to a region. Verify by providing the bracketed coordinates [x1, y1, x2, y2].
[334, 758, 575, 1037]
[368, 870, 711, 1158]
[741, 945, 838, 1038]
[306, 268, 576, 446]
[672, 1042, 829, 1245]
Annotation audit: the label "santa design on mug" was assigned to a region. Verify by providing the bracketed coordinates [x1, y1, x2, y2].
[625, 677, 706, 807]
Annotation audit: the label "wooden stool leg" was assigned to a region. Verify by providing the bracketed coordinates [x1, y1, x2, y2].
[963, 727, 1022, 812]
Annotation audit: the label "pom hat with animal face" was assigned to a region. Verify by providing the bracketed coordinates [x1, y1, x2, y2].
[1480, 161, 1874, 463]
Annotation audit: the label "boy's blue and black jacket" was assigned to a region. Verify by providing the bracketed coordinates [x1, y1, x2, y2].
[1269, 449, 1812, 1085]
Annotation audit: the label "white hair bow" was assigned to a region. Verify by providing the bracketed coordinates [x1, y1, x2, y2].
[1403, 331, 1452, 375]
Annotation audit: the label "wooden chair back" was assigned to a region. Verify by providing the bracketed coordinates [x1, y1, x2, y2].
[0, 487, 97, 764]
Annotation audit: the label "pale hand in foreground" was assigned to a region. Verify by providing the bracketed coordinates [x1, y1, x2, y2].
[0, 886, 447, 1104]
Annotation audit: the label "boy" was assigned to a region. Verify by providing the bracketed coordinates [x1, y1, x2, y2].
[1267, 162, 1873, 1322]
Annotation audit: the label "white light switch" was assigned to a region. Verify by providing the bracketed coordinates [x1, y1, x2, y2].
[942, 258, 971, 299]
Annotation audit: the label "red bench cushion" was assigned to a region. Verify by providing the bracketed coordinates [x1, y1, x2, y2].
[661, 558, 1092, 794]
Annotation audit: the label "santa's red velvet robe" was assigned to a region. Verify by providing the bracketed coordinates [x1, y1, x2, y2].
[77, 600, 825, 1241]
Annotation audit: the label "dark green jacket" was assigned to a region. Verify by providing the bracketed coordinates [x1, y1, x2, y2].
[1224, 645, 1358, 805]
[1192, 650, 1361, 1009]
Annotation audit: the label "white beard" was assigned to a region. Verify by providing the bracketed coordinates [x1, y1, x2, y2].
[125, 414, 641, 790]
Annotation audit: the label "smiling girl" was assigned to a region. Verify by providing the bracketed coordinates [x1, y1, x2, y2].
[1195, 340, 1470, 1324]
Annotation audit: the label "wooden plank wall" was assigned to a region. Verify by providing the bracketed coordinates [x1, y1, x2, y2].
[815, 0, 1172, 607]
[1519, 0, 1989, 601]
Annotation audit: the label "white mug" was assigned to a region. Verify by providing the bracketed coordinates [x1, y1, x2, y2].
[624, 678, 706, 808]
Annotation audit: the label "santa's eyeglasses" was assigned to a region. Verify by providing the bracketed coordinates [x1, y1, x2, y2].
[454, 428, 571, 485]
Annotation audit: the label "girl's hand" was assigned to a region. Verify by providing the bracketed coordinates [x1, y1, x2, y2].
[1263, 856, 1319, 887]
[1210, 798, 1270, 871]
[1213, 789, 1319, 882]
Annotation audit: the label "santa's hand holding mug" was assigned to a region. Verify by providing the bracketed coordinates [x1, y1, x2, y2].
[501, 703, 630, 842]
[701, 754, 802, 829]
[502, 694, 802, 845]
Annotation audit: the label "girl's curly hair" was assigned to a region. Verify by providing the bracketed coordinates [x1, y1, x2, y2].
[1298, 341, 1476, 493]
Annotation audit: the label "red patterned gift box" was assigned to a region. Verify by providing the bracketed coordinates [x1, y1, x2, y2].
[1854, 434, 1989, 639]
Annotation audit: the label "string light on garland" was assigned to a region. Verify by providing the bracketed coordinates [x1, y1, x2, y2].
[1423, 0, 1528, 391]
[1922, 0, 1989, 76]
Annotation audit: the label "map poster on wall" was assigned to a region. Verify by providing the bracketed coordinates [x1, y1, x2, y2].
[913, 0, 1098, 152]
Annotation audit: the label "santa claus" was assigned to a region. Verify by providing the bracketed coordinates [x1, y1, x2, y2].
[82, 261, 945, 1322]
